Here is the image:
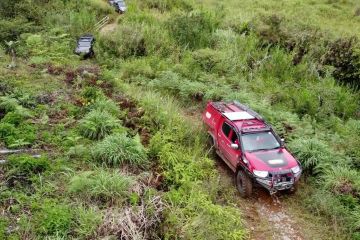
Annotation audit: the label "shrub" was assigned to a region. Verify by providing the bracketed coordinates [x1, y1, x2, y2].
[0, 218, 7, 240]
[34, 200, 73, 237]
[149, 129, 215, 186]
[79, 110, 121, 140]
[92, 134, 147, 166]
[89, 98, 120, 117]
[164, 186, 247, 239]
[68, 170, 133, 202]
[191, 48, 223, 72]
[288, 138, 334, 175]
[1, 111, 25, 125]
[80, 87, 105, 104]
[73, 205, 102, 239]
[6, 154, 50, 177]
[0, 96, 20, 113]
[322, 37, 360, 88]
[167, 10, 220, 49]
[1, 123, 37, 148]
[322, 166, 360, 196]
[98, 23, 146, 58]
[139, 0, 193, 12]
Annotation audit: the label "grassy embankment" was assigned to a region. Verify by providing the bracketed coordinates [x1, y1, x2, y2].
[0, 0, 360, 239]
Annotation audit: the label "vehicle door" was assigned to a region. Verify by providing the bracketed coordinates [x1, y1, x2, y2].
[218, 120, 241, 168]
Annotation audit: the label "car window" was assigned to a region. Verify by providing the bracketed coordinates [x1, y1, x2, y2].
[222, 122, 231, 137]
[230, 130, 238, 143]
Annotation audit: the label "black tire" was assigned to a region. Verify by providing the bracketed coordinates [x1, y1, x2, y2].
[236, 170, 253, 198]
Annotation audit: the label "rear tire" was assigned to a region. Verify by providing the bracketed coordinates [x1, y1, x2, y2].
[236, 170, 253, 198]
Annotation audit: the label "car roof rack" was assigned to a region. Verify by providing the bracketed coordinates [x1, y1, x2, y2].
[232, 101, 264, 121]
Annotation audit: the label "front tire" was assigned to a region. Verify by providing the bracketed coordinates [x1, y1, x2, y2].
[236, 170, 253, 198]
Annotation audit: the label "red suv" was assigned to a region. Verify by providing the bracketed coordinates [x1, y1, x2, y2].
[203, 101, 302, 197]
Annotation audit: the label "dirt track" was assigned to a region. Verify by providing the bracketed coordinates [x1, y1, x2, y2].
[215, 155, 304, 240]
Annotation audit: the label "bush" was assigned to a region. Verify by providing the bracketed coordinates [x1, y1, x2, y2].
[0, 123, 37, 148]
[322, 37, 360, 88]
[73, 205, 102, 239]
[92, 134, 147, 166]
[322, 166, 360, 196]
[167, 10, 220, 49]
[34, 200, 73, 237]
[80, 87, 105, 104]
[0, 96, 20, 113]
[164, 186, 247, 239]
[139, 0, 193, 12]
[79, 110, 121, 140]
[288, 138, 334, 175]
[98, 23, 146, 58]
[6, 154, 50, 177]
[88, 98, 120, 117]
[191, 48, 223, 72]
[68, 170, 133, 202]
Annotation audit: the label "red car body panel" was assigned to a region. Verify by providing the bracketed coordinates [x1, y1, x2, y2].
[203, 101, 302, 193]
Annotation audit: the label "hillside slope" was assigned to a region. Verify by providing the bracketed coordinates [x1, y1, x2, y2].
[0, 0, 359, 239]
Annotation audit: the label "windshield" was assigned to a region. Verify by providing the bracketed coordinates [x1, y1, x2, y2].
[241, 131, 280, 152]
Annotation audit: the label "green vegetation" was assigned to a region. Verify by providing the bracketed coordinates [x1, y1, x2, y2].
[0, 0, 359, 239]
[68, 170, 134, 203]
[92, 133, 147, 166]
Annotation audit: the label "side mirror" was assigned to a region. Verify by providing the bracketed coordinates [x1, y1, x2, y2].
[231, 143, 239, 150]
[280, 138, 285, 146]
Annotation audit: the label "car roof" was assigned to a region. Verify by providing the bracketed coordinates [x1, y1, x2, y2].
[211, 101, 269, 132]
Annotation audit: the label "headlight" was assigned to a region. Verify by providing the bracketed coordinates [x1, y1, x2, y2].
[253, 170, 269, 178]
[291, 165, 301, 174]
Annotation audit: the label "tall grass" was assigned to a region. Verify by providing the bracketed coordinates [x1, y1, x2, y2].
[68, 170, 134, 203]
[92, 133, 148, 166]
[79, 110, 121, 140]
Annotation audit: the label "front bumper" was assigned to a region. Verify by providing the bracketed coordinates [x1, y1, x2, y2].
[255, 170, 301, 193]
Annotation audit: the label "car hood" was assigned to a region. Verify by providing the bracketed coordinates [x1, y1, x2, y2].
[245, 148, 298, 172]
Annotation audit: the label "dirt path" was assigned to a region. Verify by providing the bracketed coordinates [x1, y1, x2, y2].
[215, 156, 304, 240]
[99, 22, 117, 35]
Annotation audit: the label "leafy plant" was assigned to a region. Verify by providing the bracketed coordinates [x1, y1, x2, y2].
[89, 98, 120, 117]
[92, 133, 148, 166]
[322, 166, 360, 196]
[288, 138, 333, 175]
[79, 109, 121, 140]
[167, 10, 220, 49]
[6, 154, 50, 177]
[34, 200, 73, 237]
[73, 205, 102, 238]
